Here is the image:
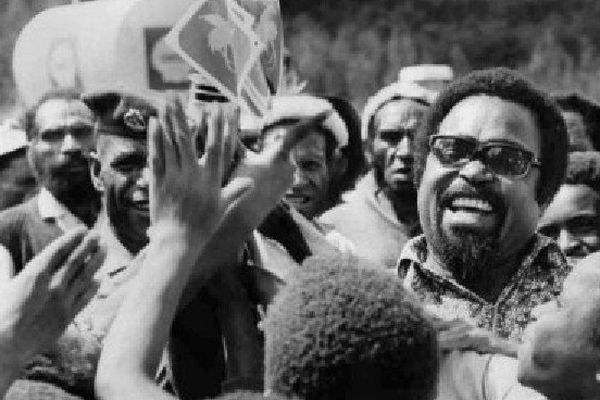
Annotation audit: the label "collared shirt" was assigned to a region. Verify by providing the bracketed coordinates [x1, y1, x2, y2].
[0, 188, 85, 280]
[37, 187, 85, 232]
[399, 234, 571, 340]
[319, 171, 420, 269]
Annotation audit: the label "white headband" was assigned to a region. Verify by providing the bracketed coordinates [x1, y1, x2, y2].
[263, 95, 349, 147]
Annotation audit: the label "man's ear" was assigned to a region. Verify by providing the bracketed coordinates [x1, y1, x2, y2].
[89, 152, 104, 193]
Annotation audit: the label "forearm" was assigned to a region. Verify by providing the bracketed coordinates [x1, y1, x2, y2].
[97, 232, 204, 399]
[180, 215, 252, 309]
[96, 370, 176, 400]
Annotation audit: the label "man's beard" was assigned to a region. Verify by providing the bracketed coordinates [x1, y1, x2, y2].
[32, 152, 97, 208]
[46, 168, 97, 207]
[434, 229, 500, 284]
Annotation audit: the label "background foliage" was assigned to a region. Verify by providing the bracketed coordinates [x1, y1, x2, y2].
[3, 0, 600, 115]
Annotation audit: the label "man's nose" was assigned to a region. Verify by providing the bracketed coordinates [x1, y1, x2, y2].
[458, 159, 494, 184]
[558, 228, 579, 254]
[137, 166, 151, 188]
[292, 167, 309, 186]
[394, 136, 412, 158]
[61, 133, 82, 154]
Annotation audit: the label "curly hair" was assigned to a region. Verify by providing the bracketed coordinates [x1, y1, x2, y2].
[564, 151, 600, 192]
[553, 93, 600, 151]
[414, 67, 568, 205]
[263, 253, 439, 400]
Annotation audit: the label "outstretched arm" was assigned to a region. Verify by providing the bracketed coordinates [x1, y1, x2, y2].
[0, 228, 103, 397]
[95, 100, 252, 400]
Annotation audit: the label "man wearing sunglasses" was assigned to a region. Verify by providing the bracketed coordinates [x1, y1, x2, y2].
[0, 89, 100, 280]
[399, 68, 571, 341]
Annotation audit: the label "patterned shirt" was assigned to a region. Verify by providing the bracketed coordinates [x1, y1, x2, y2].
[398, 234, 571, 341]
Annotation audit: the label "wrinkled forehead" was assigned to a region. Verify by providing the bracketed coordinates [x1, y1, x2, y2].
[96, 134, 147, 162]
[35, 98, 93, 130]
[373, 99, 428, 132]
[437, 94, 541, 155]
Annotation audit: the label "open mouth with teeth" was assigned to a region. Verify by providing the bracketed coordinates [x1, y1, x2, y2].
[441, 192, 502, 233]
[449, 197, 494, 213]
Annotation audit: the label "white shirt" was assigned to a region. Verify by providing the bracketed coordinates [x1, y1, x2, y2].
[0, 188, 85, 280]
[437, 351, 547, 400]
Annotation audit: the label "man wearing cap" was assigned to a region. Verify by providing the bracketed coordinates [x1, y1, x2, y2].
[320, 82, 436, 269]
[399, 68, 571, 341]
[0, 88, 99, 279]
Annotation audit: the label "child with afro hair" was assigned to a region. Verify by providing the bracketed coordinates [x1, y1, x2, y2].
[263, 254, 439, 400]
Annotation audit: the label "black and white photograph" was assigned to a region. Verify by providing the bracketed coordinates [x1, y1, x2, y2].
[0, 1, 598, 399]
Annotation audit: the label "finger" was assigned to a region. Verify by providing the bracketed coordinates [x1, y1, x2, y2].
[51, 232, 100, 291]
[271, 110, 331, 161]
[170, 94, 197, 163]
[222, 105, 240, 181]
[26, 228, 87, 275]
[203, 106, 225, 185]
[67, 244, 105, 297]
[161, 100, 181, 171]
[72, 279, 101, 316]
[222, 177, 254, 206]
[148, 117, 166, 180]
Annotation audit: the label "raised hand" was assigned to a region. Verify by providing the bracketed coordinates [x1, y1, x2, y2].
[223, 109, 331, 232]
[0, 228, 103, 396]
[148, 96, 251, 243]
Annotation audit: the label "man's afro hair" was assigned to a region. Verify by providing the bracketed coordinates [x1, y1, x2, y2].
[553, 93, 600, 151]
[414, 67, 568, 205]
[564, 151, 600, 192]
[263, 253, 439, 400]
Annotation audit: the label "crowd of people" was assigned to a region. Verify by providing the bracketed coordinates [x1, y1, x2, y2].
[1, 43, 600, 400]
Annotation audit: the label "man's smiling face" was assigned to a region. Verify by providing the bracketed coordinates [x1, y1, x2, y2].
[93, 135, 150, 251]
[418, 95, 542, 281]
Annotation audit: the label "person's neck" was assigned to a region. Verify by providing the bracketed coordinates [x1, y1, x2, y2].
[49, 188, 100, 228]
[425, 245, 523, 302]
[384, 189, 419, 227]
[66, 200, 100, 227]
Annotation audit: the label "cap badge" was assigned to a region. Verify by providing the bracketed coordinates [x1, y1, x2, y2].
[123, 108, 146, 132]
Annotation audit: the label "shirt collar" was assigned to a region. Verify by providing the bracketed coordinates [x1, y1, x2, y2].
[398, 233, 557, 295]
[38, 187, 84, 230]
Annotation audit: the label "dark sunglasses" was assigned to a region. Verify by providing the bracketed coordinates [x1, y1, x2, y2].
[429, 134, 541, 178]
